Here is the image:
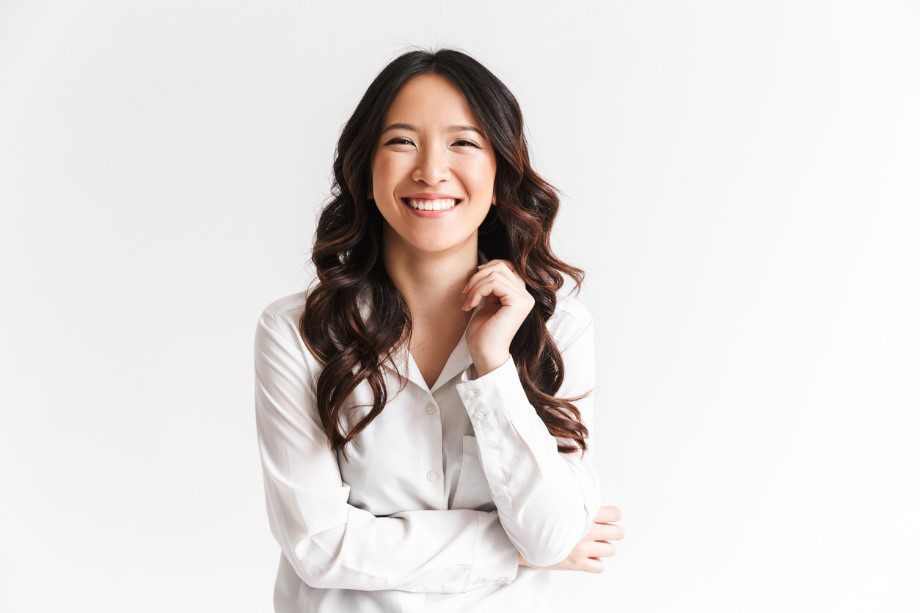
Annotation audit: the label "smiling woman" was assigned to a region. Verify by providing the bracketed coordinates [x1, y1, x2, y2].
[370, 73, 497, 241]
[254, 48, 624, 613]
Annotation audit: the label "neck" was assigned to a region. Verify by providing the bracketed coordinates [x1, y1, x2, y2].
[381, 228, 479, 325]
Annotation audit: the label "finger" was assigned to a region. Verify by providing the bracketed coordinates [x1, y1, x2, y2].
[476, 258, 514, 273]
[463, 277, 517, 310]
[476, 259, 526, 287]
[581, 557, 605, 574]
[589, 522, 625, 542]
[594, 505, 622, 523]
[464, 278, 512, 310]
[461, 267, 499, 295]
[463, 261, 523, 294]
[591, 520, 625, 540]
[584, 540, 617, 558]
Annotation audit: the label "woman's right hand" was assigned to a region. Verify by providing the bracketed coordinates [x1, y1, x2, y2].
[517, 505, 624, 573]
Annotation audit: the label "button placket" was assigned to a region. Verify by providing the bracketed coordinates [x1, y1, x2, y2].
[419, 395, 442, 486]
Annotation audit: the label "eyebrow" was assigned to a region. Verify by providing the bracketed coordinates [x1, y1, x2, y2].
[381, 122, 485, 138]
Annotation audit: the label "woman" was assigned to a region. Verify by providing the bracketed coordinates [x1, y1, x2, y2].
[254, 48, 625, 613]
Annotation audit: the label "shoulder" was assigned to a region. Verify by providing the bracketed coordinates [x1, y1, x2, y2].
[257, 290, 309, 329]
[551, 291, 593, 326]
[547, 291, 595, 352]
[253, 290, 318, 373]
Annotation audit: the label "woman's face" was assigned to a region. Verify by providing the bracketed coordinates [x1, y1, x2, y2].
[370, 73, 497, 254]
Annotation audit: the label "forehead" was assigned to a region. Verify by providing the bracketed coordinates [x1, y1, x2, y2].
[383, 73, 479, 127]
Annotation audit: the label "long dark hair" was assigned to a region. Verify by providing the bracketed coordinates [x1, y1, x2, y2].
[301, 48, 591, 461]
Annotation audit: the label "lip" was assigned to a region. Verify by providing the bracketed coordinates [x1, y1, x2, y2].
[401, 196, 463, 218]
[403, 192, 461, 199]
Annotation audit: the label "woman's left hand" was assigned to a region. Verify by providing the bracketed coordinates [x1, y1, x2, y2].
[460, 259, 535, 376]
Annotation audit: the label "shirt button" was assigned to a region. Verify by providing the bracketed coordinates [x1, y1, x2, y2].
[426, 470, 437, 482]
[465, 389, 477, 399]
[473, 411, 485, 421]
[425, 402, 437, 414]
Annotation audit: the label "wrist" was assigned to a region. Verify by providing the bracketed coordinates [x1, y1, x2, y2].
[470, 350, 510, 378]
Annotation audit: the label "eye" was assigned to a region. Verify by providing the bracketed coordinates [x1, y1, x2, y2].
[454, 139, 480, 148]
[386, 137, 414, 146]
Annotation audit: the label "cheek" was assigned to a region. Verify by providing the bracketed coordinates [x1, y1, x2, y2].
[458, 157, 497, 192]
[372, 154, 408, 188]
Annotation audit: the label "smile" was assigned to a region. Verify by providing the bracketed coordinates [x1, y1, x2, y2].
[401, 197, 462, 217]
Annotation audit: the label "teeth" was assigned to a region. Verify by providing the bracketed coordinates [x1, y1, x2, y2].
[405, 198, 458, 211]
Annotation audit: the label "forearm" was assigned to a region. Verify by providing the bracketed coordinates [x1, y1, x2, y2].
[461, 317, 601, 567]
[458, 368, 601, 566]
[263, 486, 520, 592]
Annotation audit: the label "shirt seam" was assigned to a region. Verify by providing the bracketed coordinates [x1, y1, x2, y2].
[466, 510, 482, 590]
[483, 418, 514, 514]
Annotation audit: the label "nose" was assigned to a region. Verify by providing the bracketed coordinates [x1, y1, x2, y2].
[412, 145, 451, 185]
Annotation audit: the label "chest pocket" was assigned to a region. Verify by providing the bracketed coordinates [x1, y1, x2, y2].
[451, 434, 496, 512]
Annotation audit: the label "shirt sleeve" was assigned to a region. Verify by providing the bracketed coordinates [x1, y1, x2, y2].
[454, 309, 603, 568]
[254, 308, 520, 593]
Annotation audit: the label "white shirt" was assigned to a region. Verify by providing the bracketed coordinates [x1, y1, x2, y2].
[253, 288, 602, 613]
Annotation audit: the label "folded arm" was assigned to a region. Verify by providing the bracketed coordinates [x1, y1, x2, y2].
[455, 310, 603, 567]
[255, 309, 520, 592]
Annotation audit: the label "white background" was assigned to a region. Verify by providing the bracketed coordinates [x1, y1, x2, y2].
[2, 1, 918, 611]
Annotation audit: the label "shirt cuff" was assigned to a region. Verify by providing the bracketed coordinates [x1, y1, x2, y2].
[457, 354, 546, 432]
[465, 510, 520, 591]
[455, 355, 567, 518]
